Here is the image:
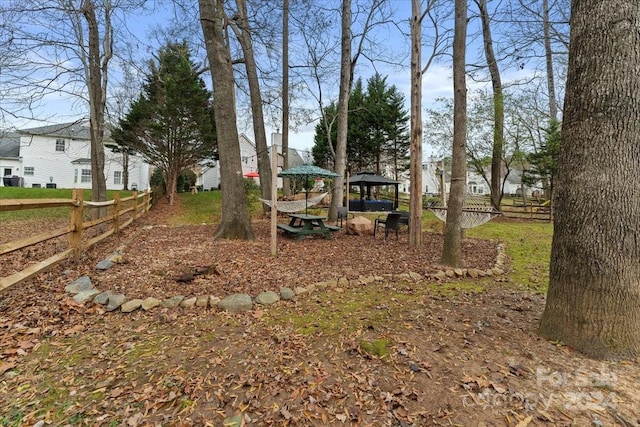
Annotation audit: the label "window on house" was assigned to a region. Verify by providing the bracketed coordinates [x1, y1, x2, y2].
[55, 139, 65, 152]
[81, 169, 91, 183]
[114, 171, 122, 185]
[24, 167, 35, 176]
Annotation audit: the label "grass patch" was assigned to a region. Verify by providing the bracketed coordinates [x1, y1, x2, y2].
[360, 339, 391, 359]
[266, 280, 487, 337]
[467, 219, 552, 292]
[169, 190, 222, 225]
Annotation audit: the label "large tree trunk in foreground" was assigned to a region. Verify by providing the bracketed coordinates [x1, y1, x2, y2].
[199, 0, 254, 240]
[441, 0, 467, 267]
[539, 0, 640, 359]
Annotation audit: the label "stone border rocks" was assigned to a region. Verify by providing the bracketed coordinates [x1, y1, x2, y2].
[63, 242, 509, 314]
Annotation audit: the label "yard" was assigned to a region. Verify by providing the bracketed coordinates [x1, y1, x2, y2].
[0, 191, 638, 426]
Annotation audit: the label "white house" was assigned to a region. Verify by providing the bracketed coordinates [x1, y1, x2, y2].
[196, 133, 307, 191]
[0, 122, 150, 190]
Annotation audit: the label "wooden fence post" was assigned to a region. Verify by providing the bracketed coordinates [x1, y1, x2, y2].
[70, 188, 84, 262]
[113, 193, 120, 233]
[132, 190, 138, 220]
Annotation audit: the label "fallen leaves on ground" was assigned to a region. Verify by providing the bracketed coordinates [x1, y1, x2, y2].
[1, 200, 639, 426]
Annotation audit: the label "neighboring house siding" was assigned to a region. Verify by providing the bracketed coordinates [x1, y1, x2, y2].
[14, 123, 150, 190]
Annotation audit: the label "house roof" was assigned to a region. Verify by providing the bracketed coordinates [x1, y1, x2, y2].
[18, 121, 114, 142]
[0, 131, 21, 158]
[349, 171, 399, 186]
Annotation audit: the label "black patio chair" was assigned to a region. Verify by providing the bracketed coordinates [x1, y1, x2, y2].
[374, 212, 401, 240]
[394, 210, 409, 229]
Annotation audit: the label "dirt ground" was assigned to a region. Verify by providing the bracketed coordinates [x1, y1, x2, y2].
[1, 200, 639, 426]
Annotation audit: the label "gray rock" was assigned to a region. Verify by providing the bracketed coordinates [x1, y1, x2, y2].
[315, 281, 328, 290]
[121, 299, 143, 313]
[195, 296, 209, 307]
[209, 296, 221, 307]
[294, 286, 308, 295]
[162, 295, 184, 308]
[181, 297, 197, 308]
[409, 272, 422, 281]
[280, 287, 295, 300]
[65, 276, 93, 294]
[217, 293, 253, 312]
[73, 289, 100, 303]
[96, 259, 114, 271]
[141, 297, 161, 311]
[93, 290, 113, 305]
[106, 294, 126, 312]
[431, 270, 447, 280]
[255, 291, 280, 305]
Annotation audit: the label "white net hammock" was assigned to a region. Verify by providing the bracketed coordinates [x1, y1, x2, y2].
[428, 193, 501, 229]
[260, 192, 328, 213]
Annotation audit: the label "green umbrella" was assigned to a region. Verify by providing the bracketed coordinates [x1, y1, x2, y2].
[278, 164, 338, 214]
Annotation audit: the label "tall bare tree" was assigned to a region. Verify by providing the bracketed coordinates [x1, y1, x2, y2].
[199, 0, 255, 240]
[409, 0, 423, 248]
[329, 0, 392, 222]
[228, 0, 272, 210]
[539, 0, 640, 359]
[473, 0, 504, 210]
[408, 0, 449, 247]
[282, 0, 291, 197]
[79, 0, 111, 206]
[441, 0, 467, 266]
[505, 0, 570, 121]
[1, 0, 122, 206]
[331, 0, 352, 222]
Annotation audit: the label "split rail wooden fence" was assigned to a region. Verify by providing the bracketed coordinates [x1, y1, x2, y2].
[0, 189, 152, 291]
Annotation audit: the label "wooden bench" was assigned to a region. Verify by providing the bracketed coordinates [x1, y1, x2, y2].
[324, 224, 341, 232]
[277, 224, 301, 235]
[277, 223, 334, 240]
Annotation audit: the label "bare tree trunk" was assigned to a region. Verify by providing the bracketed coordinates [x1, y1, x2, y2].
[231, 0, 271, 213]
[282, 0, 291, 198]
[441, 0, 467, 267]
[539, 0, 640, 359]
[81, 0, 109, 212]
[330, 0, 351, 222]
[475, 0, 504, 210]
[543, 0, 558, 122]
[199, 0, 255, 240]
[122, 152, 129, 191]
[408, 0, 423, 248]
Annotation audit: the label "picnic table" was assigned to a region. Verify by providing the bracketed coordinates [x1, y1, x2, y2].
[277, 213, 340, 240]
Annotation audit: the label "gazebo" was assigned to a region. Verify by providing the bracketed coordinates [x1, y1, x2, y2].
[347, 171, 400, 212]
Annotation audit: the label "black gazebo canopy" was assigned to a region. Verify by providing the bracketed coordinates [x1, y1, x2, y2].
[347, 171, 400, 212]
